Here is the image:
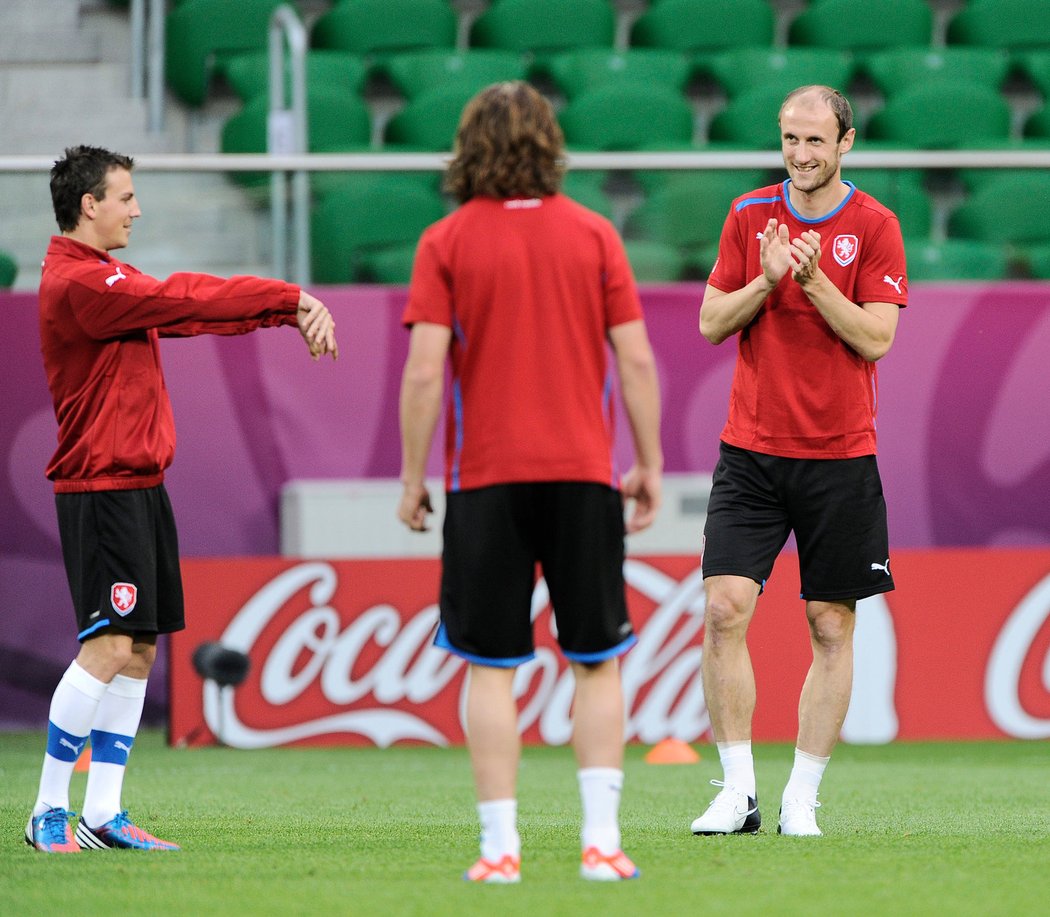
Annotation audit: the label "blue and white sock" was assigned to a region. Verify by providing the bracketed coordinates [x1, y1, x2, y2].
[34, 661, 109, 816]
[82, 674, 147, 829]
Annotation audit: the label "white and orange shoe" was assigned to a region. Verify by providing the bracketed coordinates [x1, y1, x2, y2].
[580, 847, 640, 881]
[464, 853, 521, 884]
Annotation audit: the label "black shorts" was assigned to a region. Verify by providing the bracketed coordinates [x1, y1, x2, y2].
[56, 484, 186, 641]
[437, 482, 636, 666]
[701, 442, 894, 602]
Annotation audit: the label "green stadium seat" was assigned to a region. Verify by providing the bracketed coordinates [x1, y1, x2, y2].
[624, 173, 743, 260]
[707, 47, 854, 100]
[948, 174, 1050, 246]
[383, 83, 479, 150]
[310, 178, 447, 283]
[222, 49, 368, 103]
[864, 83, 1011, 149]
[1024, 104, 1050, 142]
[539, 48, 691, 100]
[1015, 51, 1050, 97]
[905, 239, 1010, 282]
[220, 86, 373, 185]
[630, 0, 775, 75]
[632, 165, 771, 197]
[469, 0, 615, 60]
[382, 49, 528, 100]
[311, 0, 456, 57]
[1024, 244, 1050, 280]
[562, 171, 615, 219]
[788, 0, 932, 52]
[624, 240, 688, 283]
[862, 47, 1010, 99]
[947, 0, 1050, 51]
[707, 86, 787, 150]
[165, 0, 286, 107]
[0, 249, 17, 288]
[559, 83, 695, 151]
[843, 170, 931, 240]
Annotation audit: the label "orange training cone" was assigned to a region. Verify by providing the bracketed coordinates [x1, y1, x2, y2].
[74, 747, 91, 772]
[644, 738, 701, 764]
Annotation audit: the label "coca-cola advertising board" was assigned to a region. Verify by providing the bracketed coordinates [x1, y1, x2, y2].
[169, 548, 1050, 748]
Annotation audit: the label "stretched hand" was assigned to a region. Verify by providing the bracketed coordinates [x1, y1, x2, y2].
[759, 218, 794, 287]
[297, 291, 339, 360]
[397, 482, 433, 532]
[789, 229, 822, 285]
[621, 465, 662, 534]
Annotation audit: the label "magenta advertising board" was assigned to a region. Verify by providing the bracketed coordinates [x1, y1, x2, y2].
[2, 281, 1049, 726]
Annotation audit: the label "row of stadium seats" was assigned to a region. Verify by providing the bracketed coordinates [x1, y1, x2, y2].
[218, 75, 1050, 156]
[305, 169, 1050, 285]
[165, 0, 1050, 108]
[153, 0, 1050, 285]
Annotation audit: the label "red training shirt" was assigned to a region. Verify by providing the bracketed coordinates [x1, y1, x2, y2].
[403, 194, 644, 492]
[707, 180, 908, 459]
[39, 235, 301, 493]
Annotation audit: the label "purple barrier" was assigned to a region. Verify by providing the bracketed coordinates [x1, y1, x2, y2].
[2, 281, 1049, 726]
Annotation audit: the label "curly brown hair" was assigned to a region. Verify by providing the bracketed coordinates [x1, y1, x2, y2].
[444, 81, 565, 203]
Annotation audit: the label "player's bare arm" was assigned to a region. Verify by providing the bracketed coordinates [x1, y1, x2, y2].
[609, 320, 663, 533]
[397, 321, 451, 532]
[789, 230, 900, 361]
[296, 290, 339, 360]
[700, 219, 789, 345]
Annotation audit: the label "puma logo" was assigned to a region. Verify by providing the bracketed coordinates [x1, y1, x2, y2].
[882, 274, 903, 294]
[59, 736, 85, 755]
[871, 559, 891, 575]
[105, 266, 127, 287]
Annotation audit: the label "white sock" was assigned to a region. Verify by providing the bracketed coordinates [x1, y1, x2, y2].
[578, 767, 623, 854]
[782, 748, 830, 805]
[34, 661, 109, 815]
[477, 799, 519, 862]
[717, 740, 756, 798]
[82, 674, 147, 828]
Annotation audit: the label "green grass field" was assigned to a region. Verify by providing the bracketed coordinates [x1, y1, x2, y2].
[2, 732, 1048, 916]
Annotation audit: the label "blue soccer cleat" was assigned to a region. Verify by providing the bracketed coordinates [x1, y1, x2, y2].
[25, 807, 80, 853]
[74, 811, 180, 850]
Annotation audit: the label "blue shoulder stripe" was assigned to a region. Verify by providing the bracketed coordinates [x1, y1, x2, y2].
[735, 194, 781, 212]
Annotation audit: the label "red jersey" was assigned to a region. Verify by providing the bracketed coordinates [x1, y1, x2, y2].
[707, 180, 908, 459]
[39, 235, 301, 493]
[403, 193, 644, 492]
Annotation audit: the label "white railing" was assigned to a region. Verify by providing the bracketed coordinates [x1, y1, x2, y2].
[6, 150, 1050, 173]
[5, 149, 1050, 281]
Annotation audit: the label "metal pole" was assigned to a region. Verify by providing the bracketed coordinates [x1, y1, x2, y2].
[267, 6, 309, 284]
[147, 0, 166, 133]
[130, 0, 145, 99]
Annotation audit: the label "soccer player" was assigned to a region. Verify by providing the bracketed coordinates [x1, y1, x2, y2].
[26, 145, 337, 853]
[690, 86, 907, 837]
[397, 82, 662, 882]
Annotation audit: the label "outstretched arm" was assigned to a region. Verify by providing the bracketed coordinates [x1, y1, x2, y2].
[608, 319, 663, 534]
[397, 321, 452, 532]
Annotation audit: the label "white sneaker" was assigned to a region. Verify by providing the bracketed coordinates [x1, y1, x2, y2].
[778, 798, 822, 836]
[690, 780, 761, 835]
